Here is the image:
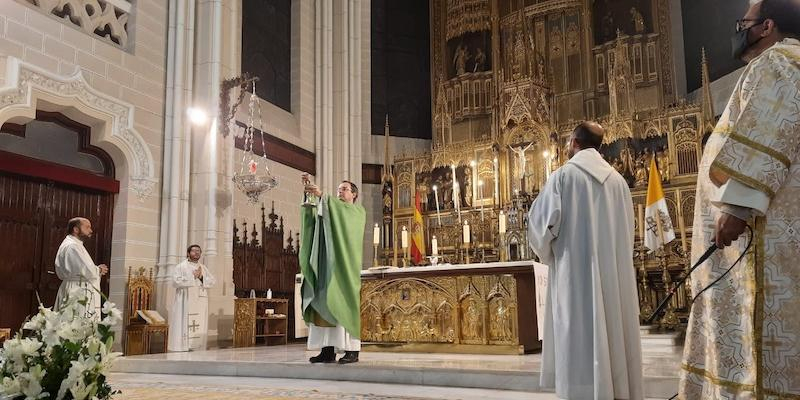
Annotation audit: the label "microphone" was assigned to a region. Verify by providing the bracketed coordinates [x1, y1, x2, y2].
[644, 243, 718, 325]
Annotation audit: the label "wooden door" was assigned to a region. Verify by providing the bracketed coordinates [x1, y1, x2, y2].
[0, 172, 113, 332]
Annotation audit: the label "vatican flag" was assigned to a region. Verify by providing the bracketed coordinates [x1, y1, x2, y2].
[644, 155, 675, 252]
[410, 191, 426, 265]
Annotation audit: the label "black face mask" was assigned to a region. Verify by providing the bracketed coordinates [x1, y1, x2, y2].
[732, 25, 765, 60]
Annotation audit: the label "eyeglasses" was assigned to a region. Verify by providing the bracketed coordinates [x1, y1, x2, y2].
[735, 18, 764, 33]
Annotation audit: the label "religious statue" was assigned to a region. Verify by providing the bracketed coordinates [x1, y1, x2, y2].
[657, 147, 671, 182]
[631, 7, 645, 34]
[463, 301, 480, 339]
[634, 155, 648, 187]
[619, 143, 635, 175]
[417, 175, 430, 211]
[453, 44, 469, 76]
[490, 299, 512, 341]
[462, 168, 473, 207]
[441, 171, 453, 208]
[473, 47, 486, 73]
[509, 143, 534, 191]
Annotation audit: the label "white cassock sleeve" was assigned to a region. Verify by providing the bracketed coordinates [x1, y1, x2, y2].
[173, 262, 196, 289]
[527, 172, 562, 267]
[199, 265, 216, 288]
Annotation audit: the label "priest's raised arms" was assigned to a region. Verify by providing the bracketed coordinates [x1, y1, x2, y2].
[299, 173, 366, 364]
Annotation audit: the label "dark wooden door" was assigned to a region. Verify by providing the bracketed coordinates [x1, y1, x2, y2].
[0, 172, 113, 332]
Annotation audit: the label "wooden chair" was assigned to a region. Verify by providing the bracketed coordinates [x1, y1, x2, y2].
[0, 328, 10, 345]
[124, 267, 168, 355]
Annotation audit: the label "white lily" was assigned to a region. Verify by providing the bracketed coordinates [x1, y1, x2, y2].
[1, 376, 21, 397]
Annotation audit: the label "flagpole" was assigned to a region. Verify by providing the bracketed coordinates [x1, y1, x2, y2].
[655, 204, 679, 330]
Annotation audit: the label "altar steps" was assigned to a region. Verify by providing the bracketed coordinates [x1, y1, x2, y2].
[113, 343, 682, 399]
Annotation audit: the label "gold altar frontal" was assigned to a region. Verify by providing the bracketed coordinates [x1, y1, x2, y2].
[360, 261, 540, 355]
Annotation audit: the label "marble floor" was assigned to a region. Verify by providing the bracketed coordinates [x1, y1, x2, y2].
[114, 343, 683, 399]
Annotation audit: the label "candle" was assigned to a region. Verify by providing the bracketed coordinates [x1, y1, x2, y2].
[678, 210, 688, 254]
[454, 182, 462, 223]
[433, 185, 441, 226]
[463, 221, 471, 244]
[432, 235, 438, 255]
[499, 210, 506, 234]
[493, 158, 499, 206]
[401, 226, 408, 249]
[478, 180, 485, 221]
[638, 204, 645, 240]
[373, 223, 380, 245]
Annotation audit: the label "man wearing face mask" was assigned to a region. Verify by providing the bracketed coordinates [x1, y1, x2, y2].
[528, 122, 643, 400]
[680, 1, 800, 398]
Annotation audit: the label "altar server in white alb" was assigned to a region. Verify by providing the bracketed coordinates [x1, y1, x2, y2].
[168, 244, 216, 352]
[55, 217, 109, 318]
[528, 122, 643, 399]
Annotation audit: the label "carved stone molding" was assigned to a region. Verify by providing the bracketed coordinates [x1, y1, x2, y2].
[0, 57, 157, 201]
[17, 0, 132, 48]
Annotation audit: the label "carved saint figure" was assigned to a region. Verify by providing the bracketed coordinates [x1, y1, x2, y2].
[657, 147, 671, 182]
[631, 7, 645, 34]
[491, 299, 512, 340]
[634, 157, 648, 187]
[473, 47, 486, 73]
[463, 301, 480, 339]
[453, 44, 469, 76]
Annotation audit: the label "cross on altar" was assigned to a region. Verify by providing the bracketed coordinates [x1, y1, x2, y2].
[189, 319, 200, 333]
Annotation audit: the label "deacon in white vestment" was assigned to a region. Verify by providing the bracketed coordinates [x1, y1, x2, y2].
[168, 245, 216, 352]
[528, 122, 643, 400]
[54, 217, 108, 319]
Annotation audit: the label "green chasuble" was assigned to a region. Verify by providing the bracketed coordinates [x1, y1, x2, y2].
[299, 195, 366, 338]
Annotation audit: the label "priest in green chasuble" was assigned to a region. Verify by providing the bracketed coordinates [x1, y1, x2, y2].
[299, 173, 366, 364]
[680, 1, 800, 398]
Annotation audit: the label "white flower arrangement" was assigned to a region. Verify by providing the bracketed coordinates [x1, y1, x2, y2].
[0, 288, 122, 400]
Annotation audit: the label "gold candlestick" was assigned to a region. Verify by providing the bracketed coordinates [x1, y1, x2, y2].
[373, 244, 379, 268]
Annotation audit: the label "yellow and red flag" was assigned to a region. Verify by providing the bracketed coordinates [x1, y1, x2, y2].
[411, 191, 426, 265]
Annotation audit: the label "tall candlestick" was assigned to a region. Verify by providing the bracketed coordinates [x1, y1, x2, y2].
[499, 210, 506, 234]
[432, 235, 438, 255]
[373, 223, 380, 245]
[454, 182, 462, 224]
[678, 210, 688, 255]
[493, 157, 499, 207]
[478, 180, 484, 221]
[463, 220, 471, 244]
[401, 226, 408, 249]
[432, 185, 441, 226]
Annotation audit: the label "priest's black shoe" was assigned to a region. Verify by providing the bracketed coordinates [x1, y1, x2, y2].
[309, 346, 336, 363]
[337, 351, 359, 364]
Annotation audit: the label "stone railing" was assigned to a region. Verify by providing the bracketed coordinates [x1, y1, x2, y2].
[19, 0, 132, 48]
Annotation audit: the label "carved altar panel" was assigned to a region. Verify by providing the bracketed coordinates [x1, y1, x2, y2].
[360, 266, 535, 354]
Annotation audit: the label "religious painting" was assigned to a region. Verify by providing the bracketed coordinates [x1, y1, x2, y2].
[446, 31, 492, 79]
[593, 0, 654, 44]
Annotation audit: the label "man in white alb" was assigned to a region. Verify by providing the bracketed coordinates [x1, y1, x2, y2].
[168, 244, 216, 352]
[528, 122, 643, 400]
[55, 217, 109, 318]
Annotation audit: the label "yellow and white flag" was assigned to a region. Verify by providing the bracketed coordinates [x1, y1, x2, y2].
[644, 155, 675, 252]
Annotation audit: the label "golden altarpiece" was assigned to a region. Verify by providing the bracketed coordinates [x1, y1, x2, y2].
[364, 0, 717, 352]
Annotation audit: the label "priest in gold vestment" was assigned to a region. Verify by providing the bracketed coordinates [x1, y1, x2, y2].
[680, 1, 800, 398]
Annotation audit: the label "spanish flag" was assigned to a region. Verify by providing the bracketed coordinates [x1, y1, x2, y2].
[644, 155, 675, 252]
[410, 191, 426, 265]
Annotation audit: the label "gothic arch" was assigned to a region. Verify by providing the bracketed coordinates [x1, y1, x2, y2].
[0, 57, 157, 199]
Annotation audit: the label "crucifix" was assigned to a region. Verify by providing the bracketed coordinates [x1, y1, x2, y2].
[188, 319, 200, 333]
[509, 143, 533, 192]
